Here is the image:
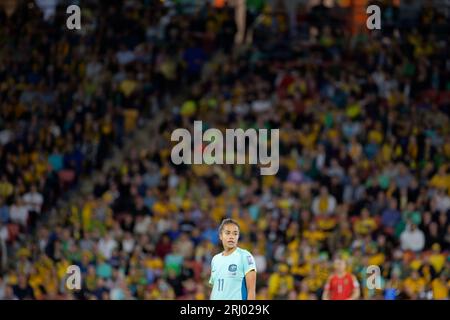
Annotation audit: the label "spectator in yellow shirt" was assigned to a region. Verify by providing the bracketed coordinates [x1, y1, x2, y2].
[303, 222, 327, 245]
[256, 286, 270, 300]
[268, 264, 294, 299]
[303, 268, 323, 295]
[429, 244, 446, 273]
[431, 273, 448, 300]
[297, 281, 310, 300]
[0, 175, 13, 199]
[403, 270, 426, 299]
[353, 208, 378, 236]
[429, 166, 450, 190]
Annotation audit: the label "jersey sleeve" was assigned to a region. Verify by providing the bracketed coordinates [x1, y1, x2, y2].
[209, 257, 215, 286]
[242, 251, 257, 275]
[324, 278, 331, 291]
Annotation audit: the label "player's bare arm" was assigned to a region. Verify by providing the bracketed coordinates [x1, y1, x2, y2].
[349, 275, 361, 300]
[245, 269, 256, 300]
[322, 278, 331, 300]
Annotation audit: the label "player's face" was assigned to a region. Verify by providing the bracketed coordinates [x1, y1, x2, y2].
[334, 259, 346, 273]
[220, 224, 239, 250]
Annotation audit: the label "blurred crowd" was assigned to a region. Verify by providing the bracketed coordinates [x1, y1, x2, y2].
[0, 0, 449, 300]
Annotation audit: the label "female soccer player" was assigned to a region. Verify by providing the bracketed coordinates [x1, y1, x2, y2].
[209, 218, 257, 300]
[322, 258, 361, 300]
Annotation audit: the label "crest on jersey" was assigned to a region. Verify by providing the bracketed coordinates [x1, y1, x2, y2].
[228, 264, 237, 272]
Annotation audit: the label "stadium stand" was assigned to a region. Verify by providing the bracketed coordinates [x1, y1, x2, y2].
[0, 0, 449, 300]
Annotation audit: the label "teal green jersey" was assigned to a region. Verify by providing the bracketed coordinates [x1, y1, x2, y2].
[209, 247, 256, 300]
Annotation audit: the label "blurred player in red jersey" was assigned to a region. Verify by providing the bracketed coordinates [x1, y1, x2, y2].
[322, 258, 360, 300]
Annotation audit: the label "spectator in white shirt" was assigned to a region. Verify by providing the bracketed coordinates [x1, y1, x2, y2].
[22, 185, 44, 230]
[134, 215, 151, 235]
[116, 44, 136, 65]
[98, 233, 117, 260]
[2, 285, 18, 300]
[121, 232, 135, 254]
[22, 185, 44, 214]
[9, 197, 29, 227]
[400, 222, 425, 252]
[37, 227, 49, 253]
[434, 189, 450, 213]
[253, 247, 267, 274]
